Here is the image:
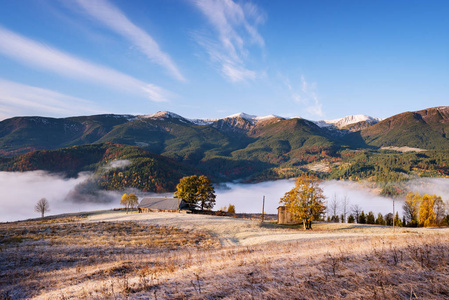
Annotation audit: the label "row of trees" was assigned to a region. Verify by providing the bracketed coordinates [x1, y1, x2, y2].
[280, 174, 448, 230]
[327, 192, 448, 227]
[331, 211, 403, 226]
[403, 192, 447, 227]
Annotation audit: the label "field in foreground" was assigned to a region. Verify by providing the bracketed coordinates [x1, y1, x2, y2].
[1, 211, 449, 299]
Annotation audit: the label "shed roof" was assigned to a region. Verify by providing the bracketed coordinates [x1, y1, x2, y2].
[138, 197, 184, 210]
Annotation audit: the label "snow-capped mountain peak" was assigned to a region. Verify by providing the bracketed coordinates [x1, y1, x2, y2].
[136, 111, 379, 131]
[143, 111, 185, 120]
[315, 114, 381, 129]
[226, 112, 257, 121]
[225, 112, 281, 123]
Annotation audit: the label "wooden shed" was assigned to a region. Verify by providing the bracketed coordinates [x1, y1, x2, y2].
[277, 206, 297, 225]
[138, 197, 188, 213]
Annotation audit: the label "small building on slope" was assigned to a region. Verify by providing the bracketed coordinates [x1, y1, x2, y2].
[138, 197, 188, 213]
[277, 206, 297, 225]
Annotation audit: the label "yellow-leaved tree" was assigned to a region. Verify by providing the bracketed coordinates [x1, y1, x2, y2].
[280, 174, 326, 230]
[121, 193, 139, 213]
[418, 194, 436, 227]
[174, 175, 216, 211]
[403, 192, 421, 227]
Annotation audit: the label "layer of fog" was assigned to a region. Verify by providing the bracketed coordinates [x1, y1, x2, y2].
[405, 178, 449, 199]
[0, 171, 122, 222]
[0, 160, 139, 222]
[1, 169, 448, 222]
[102, 159, 131, 171]
[215, 178, 449, 216]
[215, 179, 398, 215]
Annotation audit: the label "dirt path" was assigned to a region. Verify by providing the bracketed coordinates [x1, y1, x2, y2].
[86, 211, 449, 247]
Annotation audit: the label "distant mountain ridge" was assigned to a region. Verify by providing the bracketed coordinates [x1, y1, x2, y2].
[360, 106, 449, 149]
[1, 107, 448, 156]
[1, 106, 449, 191]
[140, 110, 380, 128]
[314, 115, 382, 129]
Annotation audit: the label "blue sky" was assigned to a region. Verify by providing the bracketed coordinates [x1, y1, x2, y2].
[0, 0, 447, 121]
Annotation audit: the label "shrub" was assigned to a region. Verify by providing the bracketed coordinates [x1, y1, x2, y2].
[227, 204, 236, 214]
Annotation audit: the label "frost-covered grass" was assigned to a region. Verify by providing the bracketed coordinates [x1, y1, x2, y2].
[1, 212, 449, 299]
[0, 216, 218, 299]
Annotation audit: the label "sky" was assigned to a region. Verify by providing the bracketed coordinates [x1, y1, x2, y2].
[0, 0, 447, 122]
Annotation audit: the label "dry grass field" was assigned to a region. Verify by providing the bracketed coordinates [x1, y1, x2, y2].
[1, 211, 449, 299]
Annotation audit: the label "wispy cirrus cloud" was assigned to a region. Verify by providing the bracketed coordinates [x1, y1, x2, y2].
[73, 0, 185, 82]
[191, 0, 265, 82]
[284, 74, 323, 118]
[0, 79, 102, 120]
[0, 26, 170, 102]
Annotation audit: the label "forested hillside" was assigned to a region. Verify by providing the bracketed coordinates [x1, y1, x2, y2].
[360, 107, 449, 149]
[0, 106, 448, 193]
[0, 143, 194, 192]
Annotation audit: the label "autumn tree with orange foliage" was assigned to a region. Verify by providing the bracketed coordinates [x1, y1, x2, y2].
[418, 194, 438, 227]
[280, 174, 326, 230]
[120, 193, 139, 213]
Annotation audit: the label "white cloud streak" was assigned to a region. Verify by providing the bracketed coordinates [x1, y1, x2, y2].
[0, 26, 170, 102]
[192, 0, 265, 82]
[73, 0, 185, 82]
[284, 74, 323, 117]
[0, 79, 103, 120]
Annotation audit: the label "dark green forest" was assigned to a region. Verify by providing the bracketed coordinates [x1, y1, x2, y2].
[1, 107, 448, 194]
[0, 141, 448, 195]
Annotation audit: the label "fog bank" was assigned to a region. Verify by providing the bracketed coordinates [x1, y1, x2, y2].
[2, 170, 448, 222]
[405, 178, 449, 198]
[0, 171, 121, 222]
[215, 178, 449, 216]
[216, 179, 397, 215]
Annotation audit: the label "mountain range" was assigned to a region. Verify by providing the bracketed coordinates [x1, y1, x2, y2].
[0, 106, 448, 191]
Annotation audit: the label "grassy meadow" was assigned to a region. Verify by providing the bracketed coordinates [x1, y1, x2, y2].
[1, 211, 449, 299]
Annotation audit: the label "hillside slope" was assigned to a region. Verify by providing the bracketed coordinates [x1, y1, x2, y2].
[360, 106, 449, 149]
[1, 107, 449, 184]
[0, 143, 194, 192]
[0, 115, 132, 156]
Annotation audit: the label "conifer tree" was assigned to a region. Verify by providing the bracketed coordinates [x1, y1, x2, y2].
[358, 211, 367, 224]
[347, 215, 355, 223]
[376, 213, 385, 225]
[366, 211, 375, 224]
[394, 212, 403, 227]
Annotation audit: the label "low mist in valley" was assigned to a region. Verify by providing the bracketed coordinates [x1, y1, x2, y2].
[405, 178, 449, 199]
[215, 179, 399, 215]
[1, 170, 448, 222]
[0, 171, 122, 222]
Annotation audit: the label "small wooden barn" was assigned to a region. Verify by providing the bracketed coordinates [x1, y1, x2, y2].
[138, 197, 188, 213]
[277, 206, 297, 224]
